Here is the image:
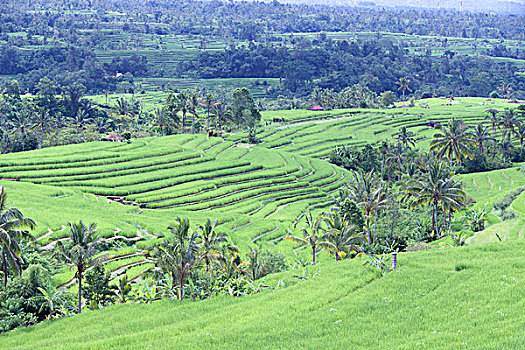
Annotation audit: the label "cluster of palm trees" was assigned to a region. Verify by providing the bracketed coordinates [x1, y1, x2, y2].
[159, 90, 232, 136]
[285, 210, 366, 264]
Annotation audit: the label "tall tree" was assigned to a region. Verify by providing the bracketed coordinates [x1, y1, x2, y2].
[395, 126, 416, 149]
[499, 108, 518, 142]
[32, 107, 55, 149]
[212, 102, 231, 129]
[55, 221, 100, 314]
[322, 212, 365, 261]
[230, 88, 261, 128]
[473, 122, 493, 154]
[484, 109, 500, 136]
[187, 92, 201, 134]
[198, 219, 226, 277]
[405, 160, 467, 239]
[9, 108, 35, 151]
[284, 211, 325, 265]
[199, 93, 219, 131]
[513, 121, 525, 158]
[345, 170, 386, 244]
[430, 118, 475, 166]
[0, 187, 35, 287]
[151, 217, 201, 300]
[395, 77, 412, 101]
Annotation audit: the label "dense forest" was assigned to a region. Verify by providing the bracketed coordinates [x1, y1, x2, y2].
[0, 0, 524, 98]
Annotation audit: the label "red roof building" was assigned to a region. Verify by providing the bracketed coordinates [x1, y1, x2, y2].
[307, 105, 325, 111]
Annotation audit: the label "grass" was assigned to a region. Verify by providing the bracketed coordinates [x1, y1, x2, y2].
[2, 241, 525, 348]
[1, 97, 525, 347]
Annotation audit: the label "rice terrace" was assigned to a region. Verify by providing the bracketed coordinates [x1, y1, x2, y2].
[0, 0, 525, 349]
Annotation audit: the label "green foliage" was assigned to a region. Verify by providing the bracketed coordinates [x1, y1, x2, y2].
[230, 88, 261, 128]
[0, 265, 50, 332]
[84, 265, 114, 307]
[380, 91, 396, 107]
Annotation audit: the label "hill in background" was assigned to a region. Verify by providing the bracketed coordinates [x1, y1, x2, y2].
[268, 0, 525, 14]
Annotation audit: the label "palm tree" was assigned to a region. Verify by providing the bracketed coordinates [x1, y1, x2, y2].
[405, 160, 467, 239]
[497, 82, 513, 101]
[32, 107, 55, 149]
[33, 285, 68, 319]
[513, 121, 525, 158]
[198, 219, 226, 277]
[284, 211, 325, 265]
[0, 187, 35, 287]
[199, 93, 219, 131]
[473, 123, 494, 154]
[212, 102, 231, 129]
[346, 170, 386, 244]
[485, 109, 500, 136]
[499, 108, 518, 142]
[322, 212, 365, 260]
[395, 126, 416, 149]
[9, 109, 35, 151]
[187, 92, 201, 134]
[152, 217, 201, 300]
[55, 221, 100, 313]
[153, 107, 167, 136]
[172, 92, 189, 134]
[430, 118, 475, 166]
[396, 77, 412, 102]
[499, 138, 513, 164]
[216, 243, 241, 279]
[114, 275, 132, 304]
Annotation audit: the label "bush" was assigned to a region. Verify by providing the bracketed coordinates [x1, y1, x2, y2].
[0, 265, 50, 332]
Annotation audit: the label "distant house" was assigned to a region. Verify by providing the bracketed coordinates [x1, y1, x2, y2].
[307, 105, 325, 111]
[100, 134, 125, 142]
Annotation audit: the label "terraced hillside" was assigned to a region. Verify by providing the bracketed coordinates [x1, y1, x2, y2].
[0, 134, 348, 289]
[0, 97, 521, 298]
[228, 97, 517, 159]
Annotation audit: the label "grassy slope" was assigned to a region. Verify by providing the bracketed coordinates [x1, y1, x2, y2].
[2, 241, 525, 349]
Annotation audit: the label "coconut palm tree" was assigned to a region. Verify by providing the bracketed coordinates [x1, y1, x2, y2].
[0, 187, 35, 287]
[212, 102, 231, 129]
[513, 121, 525, 158]
[199, 93, 220, 131]
[284, 211, 325, 265]
[187, 92, 201, 134]
[32, 107, 55, 149]
[395, 126, 416, 149]
[497, 82, 513, 101]
[499, 138, 513, 164]
[473, 122, 494, 154]
[153, 107, 167, 136]
[55, 221, 100, 314]
[485, 109, 500, 136]
[198, 219, 227, 277]
[396, 77, 412, 102]
[430, 118, 475, 166]
[9, 109, 35, 151]
[152, 217, 201, 300]
[346, 170, 386, 244]
[322, 212, 365, 260]
[405, 160, 467, 239]
[499, 108, 518, 142]
[173, 92, 189, 134]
